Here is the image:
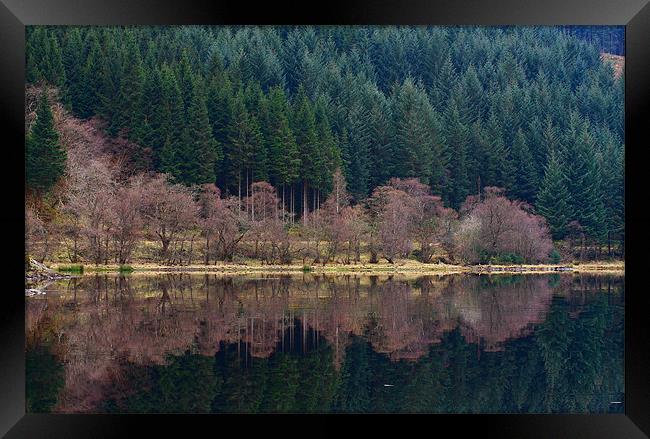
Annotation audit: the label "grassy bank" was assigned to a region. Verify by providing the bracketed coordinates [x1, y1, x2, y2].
[44, 260, 624, 276]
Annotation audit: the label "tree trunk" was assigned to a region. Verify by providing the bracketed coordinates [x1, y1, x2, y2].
[303, 180, 308, 224]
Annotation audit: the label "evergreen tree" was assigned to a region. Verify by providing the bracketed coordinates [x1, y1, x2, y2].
[391, 78, 436, 185]
[116, 32, 144, 139]
[26, 91, 67, 193]
[176, 78, 220, 185]
[45, 34, 66, 90]
[536, 147, 571, 239]
[263, 87, 300, 191]
[226, 90, 264, 199]
[76, 32, 102, 119]
[61, 28, 83, 112]
[442, 99, 470, 208]
[564, 119, 607, 240]
[140, 67, 168, 162]
[292, 88, 322, 215]
[510, 129, 539, 204]
[96, 31, 122, 136]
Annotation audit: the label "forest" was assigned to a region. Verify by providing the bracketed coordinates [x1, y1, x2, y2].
[24, 26, 625, 266]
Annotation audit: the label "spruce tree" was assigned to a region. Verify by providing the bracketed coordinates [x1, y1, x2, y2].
[391, 78, 435, 185]
[96, 31, 122, 136]
[77, 33, 102, 119]
[341, 104, 370, 200]
[314, 95, 341, 194]
[536, 147, 571, 239]
[62, 28, 83, 112]
[564, 120, 607, 240]
[117, 32, 144, 139]
[26, 91, 67, 193]
[442, 99, 470, 208]
[292, 88, 322, 213]
[510, 129, 539, 204]
[176, 79, 220, 185]
[45, 34, 66, 90]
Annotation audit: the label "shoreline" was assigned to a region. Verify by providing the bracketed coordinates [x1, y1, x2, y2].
[39, 261, 625, 276]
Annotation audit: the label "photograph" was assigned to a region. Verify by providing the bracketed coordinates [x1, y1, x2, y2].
[23, 24, 628, 415]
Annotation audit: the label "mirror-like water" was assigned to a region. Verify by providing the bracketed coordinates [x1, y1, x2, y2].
[26, 273, 624, 414]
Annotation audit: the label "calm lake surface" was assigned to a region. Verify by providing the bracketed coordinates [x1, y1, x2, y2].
[26, 273, 624, 414]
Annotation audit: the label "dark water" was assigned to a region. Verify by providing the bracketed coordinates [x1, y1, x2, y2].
[25, 273, 624, 414]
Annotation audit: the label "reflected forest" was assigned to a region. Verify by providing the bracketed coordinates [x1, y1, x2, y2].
[27, 274, 624, 414]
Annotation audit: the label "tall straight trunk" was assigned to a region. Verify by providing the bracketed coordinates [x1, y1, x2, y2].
[303, 180, 308, 224]
[238, 171, 242, 218]
[282, 184, 285, 222]
[246, 168, 250, 220]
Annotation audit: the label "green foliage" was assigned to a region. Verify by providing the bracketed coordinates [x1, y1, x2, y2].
[26, 346, 65, 413]
[25, 26, 624, 243]
[57, 264, 84, 273]
[549, 249, 562, 264]
[536, 147, 571, 239]
[26, 91, 67, 193]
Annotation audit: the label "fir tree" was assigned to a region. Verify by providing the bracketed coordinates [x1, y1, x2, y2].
[564, 119, 607, 240]
[510, 129, 539, 204]
[26, 91, 67, 193]
[176, 79, 220, 185]
[536, 147, 571, 239]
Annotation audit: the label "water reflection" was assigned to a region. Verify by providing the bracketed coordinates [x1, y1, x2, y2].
[26, 273, 624, 414]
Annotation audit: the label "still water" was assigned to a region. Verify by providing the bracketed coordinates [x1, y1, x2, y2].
[26, 273, 624, 414]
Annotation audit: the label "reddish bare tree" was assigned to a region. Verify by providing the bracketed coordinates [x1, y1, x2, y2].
[454, 187, 553, 264]
[245, 182, 281, 259]
[389, 178, 445, 263]
[372, 186, 415, 263]
[139, 174, 199, 263]
[64, 157, 116, 265]
[26, 205, 58, 264]
[110, 176, 145, 264]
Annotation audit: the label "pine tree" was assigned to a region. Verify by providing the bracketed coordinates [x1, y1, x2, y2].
[391, 78, 436, 185]
[160, 64, 185, 172]
[367, 94, 395, 188]
[292, 88, 322, 217]
[176, 79, 220, 185]
[117, 32, 144, 138]
[226, 90, 264, 201]
[510, 129, 539, 204]
[442, 99, 470, 208]
[96, 31, 122, 136]
[62, 28, 83, 112]
[26, 91, 67, 193]
[314, 96, 341, 195]
[536, 147, 571, 239]
[564, 119, 607, 240]
[140, 67, 168, 162]
[45, 34, 66, 90]
[341, 105, 370, 200]
[76, 32, 102, 119]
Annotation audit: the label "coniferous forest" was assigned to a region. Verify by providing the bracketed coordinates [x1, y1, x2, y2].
[25, 26, 625, 267]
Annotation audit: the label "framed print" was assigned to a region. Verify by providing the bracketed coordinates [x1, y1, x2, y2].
[1, 0, 649, 437]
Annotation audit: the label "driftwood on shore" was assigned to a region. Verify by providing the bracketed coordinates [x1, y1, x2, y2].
[25, 258, 71, 286]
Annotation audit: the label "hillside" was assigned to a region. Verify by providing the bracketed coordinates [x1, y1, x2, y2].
[25, 26, 625, 267]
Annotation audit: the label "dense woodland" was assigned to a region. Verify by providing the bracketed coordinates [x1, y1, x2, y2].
[25, 26, 624, 265]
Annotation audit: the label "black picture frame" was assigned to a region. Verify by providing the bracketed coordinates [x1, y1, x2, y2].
[1, 0, 649, 437]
